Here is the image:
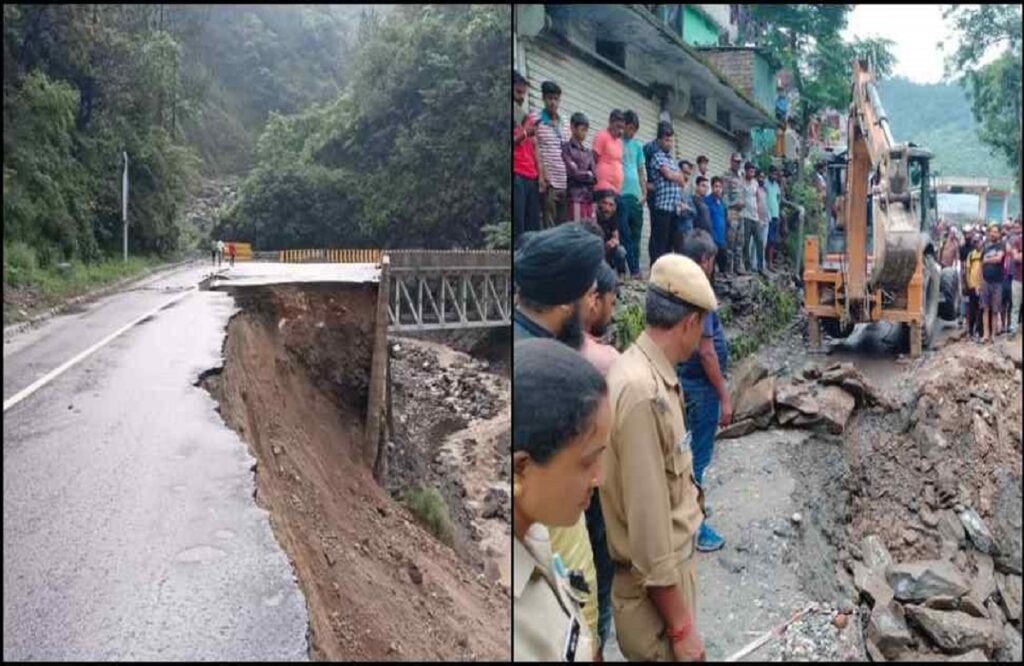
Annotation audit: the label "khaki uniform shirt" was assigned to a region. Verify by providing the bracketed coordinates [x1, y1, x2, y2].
[600, 332, 703, 588]
[514, 523, 593, 662]
[721, 169, 745, 222]
[547, 515, 599, 649]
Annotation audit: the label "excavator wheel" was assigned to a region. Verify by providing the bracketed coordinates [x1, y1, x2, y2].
[919, 254, 941, 353]
[938, 266, 961, 322]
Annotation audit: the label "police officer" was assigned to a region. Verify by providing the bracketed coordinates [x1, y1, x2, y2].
[513, 338, 612, 662]
[600, 253, 717, 661]
[720, 152, 745, 275]
[514, 223, 605, 348]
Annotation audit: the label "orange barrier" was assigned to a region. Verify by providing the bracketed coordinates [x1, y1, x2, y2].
[222, 241, 253, 261]
[277, 248, 382, 264]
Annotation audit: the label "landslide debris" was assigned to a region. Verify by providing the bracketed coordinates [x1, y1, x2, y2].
[201, 284, 509, 661]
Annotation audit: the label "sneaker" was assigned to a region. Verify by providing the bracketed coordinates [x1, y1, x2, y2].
[696, 522, 726, 552]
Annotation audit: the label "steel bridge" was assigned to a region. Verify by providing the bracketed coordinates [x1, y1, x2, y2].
[382, 250, 510, 332]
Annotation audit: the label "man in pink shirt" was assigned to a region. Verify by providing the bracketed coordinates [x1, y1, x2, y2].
[579, 262, 621, 376]
[592, 110, 625, 194]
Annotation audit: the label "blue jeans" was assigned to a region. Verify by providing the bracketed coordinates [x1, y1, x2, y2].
[680, 379, 720, 486]
[584, 490, 613, 650]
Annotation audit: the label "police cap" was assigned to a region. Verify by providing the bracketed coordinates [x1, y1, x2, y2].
[648, 253, 718, 312]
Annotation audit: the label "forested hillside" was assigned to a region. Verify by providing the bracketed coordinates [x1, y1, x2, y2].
[877, 76, 1015, 182]
[4, 3, 508, 279]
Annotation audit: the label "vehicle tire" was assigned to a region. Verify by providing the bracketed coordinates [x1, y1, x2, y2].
[922, 254, 941, 348]
[938, 266, 960, 321]
[821, 317, 855, 339]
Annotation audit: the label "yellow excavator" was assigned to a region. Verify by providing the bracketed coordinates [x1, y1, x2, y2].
[803, 57, 942, 357]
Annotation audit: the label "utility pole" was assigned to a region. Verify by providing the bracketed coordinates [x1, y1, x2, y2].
[122, 151, 129, 263]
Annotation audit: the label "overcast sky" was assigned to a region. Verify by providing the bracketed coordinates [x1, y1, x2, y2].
[842, 4, 1006, 84]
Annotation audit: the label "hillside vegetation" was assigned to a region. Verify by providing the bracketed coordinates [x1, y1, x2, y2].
[877, 76, 1015, 184]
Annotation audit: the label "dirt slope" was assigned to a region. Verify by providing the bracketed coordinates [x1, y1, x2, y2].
[203, 286, 509, 660]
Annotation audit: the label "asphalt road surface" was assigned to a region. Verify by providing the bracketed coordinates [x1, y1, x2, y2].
[3, 262, 309, 661]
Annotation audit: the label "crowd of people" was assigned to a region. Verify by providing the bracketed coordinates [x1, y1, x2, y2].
[514, 70, 788, 283]
[935, 217, 1021, 342]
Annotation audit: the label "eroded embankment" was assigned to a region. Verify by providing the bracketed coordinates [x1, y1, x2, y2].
[201, 283, 510, 661]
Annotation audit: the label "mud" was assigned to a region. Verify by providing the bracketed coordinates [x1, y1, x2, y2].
[202, 284, 509, 661]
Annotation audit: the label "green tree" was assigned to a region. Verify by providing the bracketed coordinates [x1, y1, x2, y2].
[942, 4, 1022, 187]
[748, 5, 895, 176]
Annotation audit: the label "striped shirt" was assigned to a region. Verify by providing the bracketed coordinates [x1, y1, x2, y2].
[651, 150, 682, 212]
[531, 110, 568, 190]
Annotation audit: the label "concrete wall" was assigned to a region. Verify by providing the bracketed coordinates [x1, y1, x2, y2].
[365, 257, 391, 483]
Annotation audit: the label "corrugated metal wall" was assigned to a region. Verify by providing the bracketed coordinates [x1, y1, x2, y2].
[522, 40, 660, 151]
[675, 114, 738, 177]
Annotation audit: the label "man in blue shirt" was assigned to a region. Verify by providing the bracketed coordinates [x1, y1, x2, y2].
[675, 229, 732, 551]
[705, 177, 727, 276]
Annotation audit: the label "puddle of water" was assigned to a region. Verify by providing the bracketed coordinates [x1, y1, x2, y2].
[175, 545, 227, 563]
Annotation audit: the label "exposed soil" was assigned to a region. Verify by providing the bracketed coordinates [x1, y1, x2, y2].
[201, 284, 509, 661]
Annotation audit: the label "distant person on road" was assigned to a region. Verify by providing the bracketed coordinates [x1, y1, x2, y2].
[981, 224, 1005, 343]
[216, 239, 225, 267]
[676, 230, 731, 553]
[965, 231, 984, 340]
[513, 338, 609, 662]
[227, 242, 236, 267]
[210, 239, 219, 266]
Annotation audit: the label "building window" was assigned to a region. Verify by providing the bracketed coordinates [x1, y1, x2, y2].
[717, 107, 732, 132]
[690, 95, 706, 118]
[596, 39, 626, 69]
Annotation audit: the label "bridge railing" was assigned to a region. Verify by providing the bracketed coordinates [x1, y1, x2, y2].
[278, 248, 383, 263]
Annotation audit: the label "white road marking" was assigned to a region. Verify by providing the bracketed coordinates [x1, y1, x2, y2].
[3, 287, 198, 413]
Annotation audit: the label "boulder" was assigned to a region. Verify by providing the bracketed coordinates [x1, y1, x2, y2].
[994, 624, 1023, 663]
[996, 573, 1021, 622]
[734, 376, 775, 422]
[937, 509, 966, 545]
[970, 553, 997, 606]
[792, 412, 823, 427]
[853, 560, 895, 607]
[862, 534, 894, 571]
[816, 385, 856, 434]
[957, 595, 988, 619]
[729, 357, 768, 404]
[904, 605, 1004, 654]
[990, 470, 1022, 575]
[887, 560, 970, 602]
[867, 601, 914, 659]
[924, 596, 959, 611]
[959, 508, 998, 555]
[775, 379, 820, 415]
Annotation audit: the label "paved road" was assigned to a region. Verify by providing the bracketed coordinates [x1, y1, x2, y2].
[3, 262, 309, 661]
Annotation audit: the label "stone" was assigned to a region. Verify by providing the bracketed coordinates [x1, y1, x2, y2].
[904, 605, 1004, 653]
[996, 573, 1021, 622]
[792, 412, 823, 427]
[971, 553, 997, 605]
[777, 407, 801, 425]
[718, 417, 761, 439]
[920, 508, 940, 528]
[862, 535, 894, 571]
[481, 485, 509, 521]
[986, 598, 1005, 626]
[994, 624, 1022, 663]
[729, 357, 769, 404]
[887, 560, 970, 602]
[718, 553, 746, 574]
[989, 470, 1022, 575]
[836, 608, 867, 661]
[867, 601, 914, 659]
[957, 595, 988, 619]
[815, 385, 856, 434]
[775, 380, 820, 415]
[791, 512, 803, 525]
[904, 530, 919, 545]
[959, 508, 999, 555]
[937, 509, 966, 545]
[833, 613, 848, 629]
[947, 648, 989, 661]
[734, 376, 775, 422]
[407, 561, 423, 585]
[853, 560, 895, 606]
[923, 596, 959, 611]
[865, 638, 886, 662]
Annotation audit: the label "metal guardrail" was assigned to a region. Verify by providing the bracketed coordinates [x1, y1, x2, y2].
[383, 250, 511, 332]
[279, 248, 382, 263]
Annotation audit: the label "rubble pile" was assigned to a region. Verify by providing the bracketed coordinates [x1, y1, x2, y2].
[836, 338, 1023, 662]
[720, 359, 895, 440]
